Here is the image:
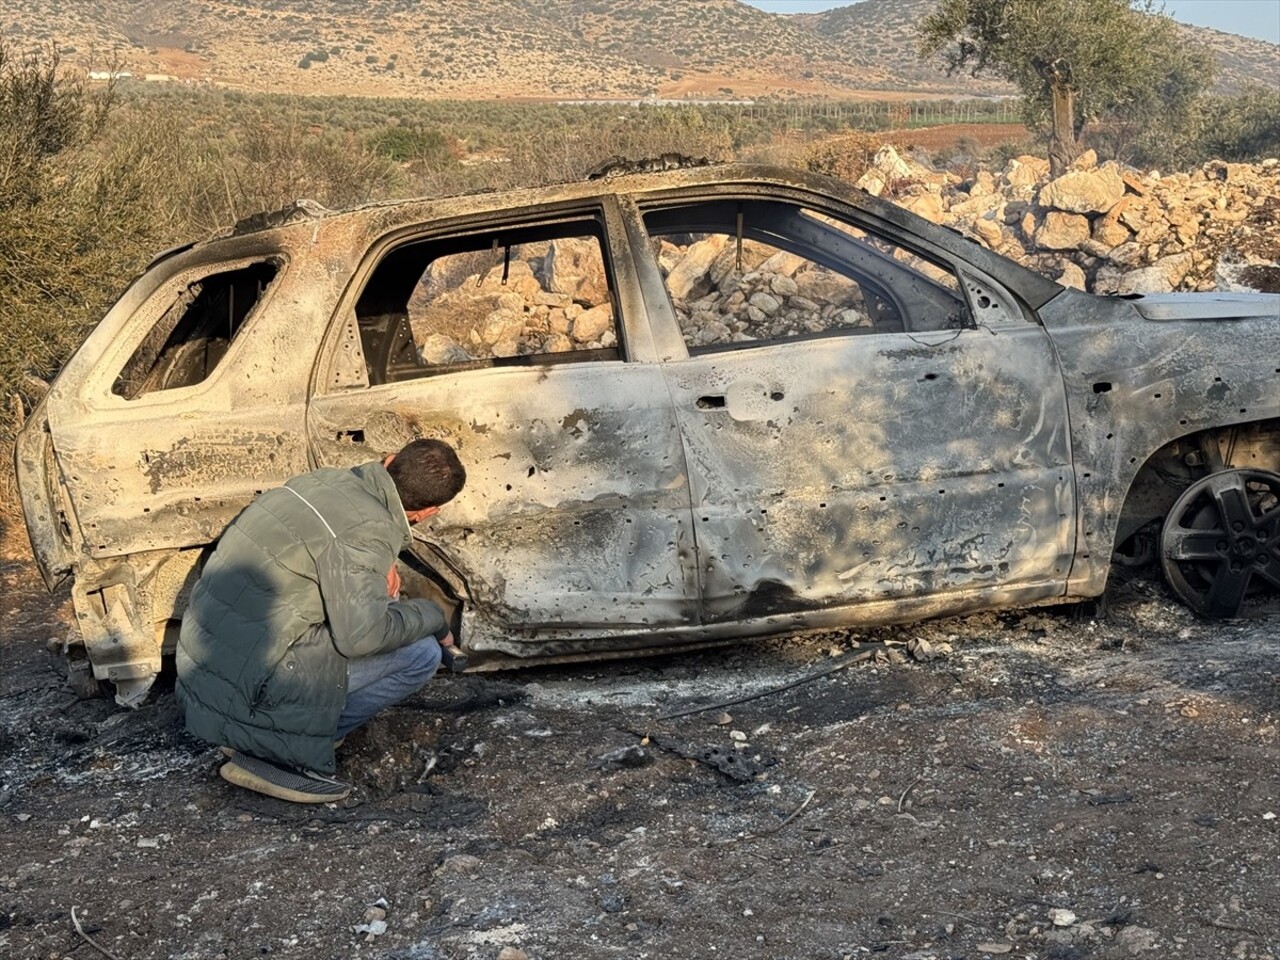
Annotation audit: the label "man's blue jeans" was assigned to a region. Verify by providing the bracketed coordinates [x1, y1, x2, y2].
[335, 636, 441, 739]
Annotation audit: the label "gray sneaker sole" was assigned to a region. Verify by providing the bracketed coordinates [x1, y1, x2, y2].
[220, 751, 350, 804]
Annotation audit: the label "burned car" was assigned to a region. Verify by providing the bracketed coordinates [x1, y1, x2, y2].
[15, 163, 1280, 705]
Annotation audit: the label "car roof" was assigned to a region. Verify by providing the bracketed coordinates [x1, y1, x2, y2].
[211, 161, 1064, 310]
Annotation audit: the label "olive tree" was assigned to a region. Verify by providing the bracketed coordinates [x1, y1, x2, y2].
[920, 0, 1214, 175]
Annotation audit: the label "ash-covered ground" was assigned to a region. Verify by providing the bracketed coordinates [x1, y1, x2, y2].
[2, 549, 1278, 960]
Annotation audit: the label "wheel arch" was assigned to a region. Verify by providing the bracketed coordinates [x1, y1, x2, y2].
[1115, 417, 1280, 554]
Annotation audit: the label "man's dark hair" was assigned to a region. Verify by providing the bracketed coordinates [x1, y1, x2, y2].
[387, 439, 466, 511]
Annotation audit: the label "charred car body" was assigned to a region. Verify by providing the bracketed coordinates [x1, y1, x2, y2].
[15, 164, 1280, 706]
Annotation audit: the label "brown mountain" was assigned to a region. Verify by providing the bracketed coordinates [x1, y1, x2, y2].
[0, 0, 1273, 99]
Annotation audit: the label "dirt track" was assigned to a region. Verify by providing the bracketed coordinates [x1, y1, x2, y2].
[2, 544, 1279, 960]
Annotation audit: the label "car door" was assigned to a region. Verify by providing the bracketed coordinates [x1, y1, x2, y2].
[306, 198, 700, 656]
[626, 193, 1075, 622]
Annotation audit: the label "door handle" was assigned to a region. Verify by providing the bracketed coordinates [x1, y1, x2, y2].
[696, 395, 727, 410]
[335, 429, 367, 444]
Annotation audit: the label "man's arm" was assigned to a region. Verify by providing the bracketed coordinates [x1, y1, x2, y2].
[316, 538, 446, 659]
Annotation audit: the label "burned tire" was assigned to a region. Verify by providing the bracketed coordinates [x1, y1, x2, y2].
[1160, 468, 1280, 618]
[50, 641, 111, 699]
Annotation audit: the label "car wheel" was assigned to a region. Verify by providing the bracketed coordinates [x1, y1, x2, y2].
[1160, 468, 1280, 618]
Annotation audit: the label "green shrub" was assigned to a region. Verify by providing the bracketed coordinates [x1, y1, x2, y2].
[0, 42, 176, 451]
[1197, 86, 1280, 162]
[368, 126, 451, 163]
[0, 44, 406, 458]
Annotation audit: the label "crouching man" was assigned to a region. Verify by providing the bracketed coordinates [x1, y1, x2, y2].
[176, 439, 466, 803]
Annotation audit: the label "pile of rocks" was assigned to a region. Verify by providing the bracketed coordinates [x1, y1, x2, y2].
[403, 150, 1277, 367]
[859, 145, 1280, 296]
[655, 234, 870, 347]
[406, 232, 874, 362]
[407, 237, 618, 363]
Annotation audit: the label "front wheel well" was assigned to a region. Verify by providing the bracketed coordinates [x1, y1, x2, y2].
[1115, 418, 1280, 555]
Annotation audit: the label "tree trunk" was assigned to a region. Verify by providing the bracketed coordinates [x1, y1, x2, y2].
[1048, 81, 1079, 177]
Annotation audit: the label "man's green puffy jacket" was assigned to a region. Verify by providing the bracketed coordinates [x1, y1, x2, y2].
[176, 461, 445, 774]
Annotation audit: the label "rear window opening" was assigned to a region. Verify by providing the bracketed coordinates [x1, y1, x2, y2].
[113, 261, 279, 399]
[353, 216, 621, 386]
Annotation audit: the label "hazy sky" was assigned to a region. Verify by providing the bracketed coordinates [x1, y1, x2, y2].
[744, 0, 1280, 44]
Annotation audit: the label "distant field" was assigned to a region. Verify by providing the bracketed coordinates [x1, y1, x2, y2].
[894, 122, 1030, 153]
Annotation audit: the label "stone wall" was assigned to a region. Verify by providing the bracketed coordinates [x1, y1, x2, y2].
[858, 146, 1280, 296]
[401, 153, 1279, 367]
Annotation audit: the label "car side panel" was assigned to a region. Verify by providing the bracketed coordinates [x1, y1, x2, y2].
[308, 364, 700, 643]
[662, 326, 1076, 619]
[37, 232, 350, 703]
[43, 238, 340, 558]
[1039, 289, 1280, 596]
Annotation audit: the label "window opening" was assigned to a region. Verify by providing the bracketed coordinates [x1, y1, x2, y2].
[113, 260, 279, 399]
[354, 218, 620, 385]
[643, 199, 969, 354]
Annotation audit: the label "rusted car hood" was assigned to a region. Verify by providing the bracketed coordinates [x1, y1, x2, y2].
[1132, 293, 1280, 321]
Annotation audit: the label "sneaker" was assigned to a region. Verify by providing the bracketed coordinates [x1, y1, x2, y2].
[219, 750, 351, 804]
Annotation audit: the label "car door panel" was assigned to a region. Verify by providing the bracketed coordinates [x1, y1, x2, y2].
[307, 199, 700, 653]
[628, 193, 1075, 621]
[663, 327, 1074, 620]
[308, 364, 698, 647]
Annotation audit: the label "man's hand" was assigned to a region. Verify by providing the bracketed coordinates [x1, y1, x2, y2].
[438, 630, 455, 648]
[387, 564, 402, 599]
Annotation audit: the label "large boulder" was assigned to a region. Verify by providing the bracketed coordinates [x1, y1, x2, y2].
[708, 239, 773, 287]
[855, 169, 888, 197]
[1002, 155, 1050, 189]
[1038, 162, 1126, 214]
[749, 291, 782, 316]
[1068, 149, 1099, 171]
[969, 170, 998, 197]
[899, 191, 945, 224]
[854, 144, 939, 197]
[1107, 241, 1146, 267]
[870, 144, 916, 180]
[1092, 199, 1133, 248]
[421, 334, 471, 365]
[480, 308, 525, 346]
[794, 269, 857, 306]
[1116, 266, 1173, 295]
[1057, 260, 1087, 291]
[769, 275, 799, 297]
[571, 303, 614, 343]
[545, 333, 575, 353]
[946, 191, 1001, 222]
[758, 250, 807, 278]
[1116, 253, 1193, 295]
[476, 260, 542, 300]
[543, 238, 608, 306]
[666, 235, 727, 300]
[1034, 212, 1091, 251]
[972, 215, 1005, 249]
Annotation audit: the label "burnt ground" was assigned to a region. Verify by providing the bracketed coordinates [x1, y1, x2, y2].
[2, 544, 1278, 960]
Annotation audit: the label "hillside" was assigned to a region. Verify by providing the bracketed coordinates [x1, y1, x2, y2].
[798, 0, 1280, 95]
[791, 0, 1012, 94]
[1174, 21, 1280, 93]
[0, 0, 1274, 99]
